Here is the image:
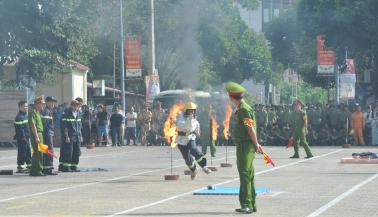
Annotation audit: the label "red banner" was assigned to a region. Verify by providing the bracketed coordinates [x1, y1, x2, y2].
[125, 39, 142, 77]
[317, 35, 334, 74]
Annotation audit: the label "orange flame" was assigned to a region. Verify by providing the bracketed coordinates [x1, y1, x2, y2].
[163, 102, 185, 148]
[222, 104, 233, 140]
[211, 117, 219, 141]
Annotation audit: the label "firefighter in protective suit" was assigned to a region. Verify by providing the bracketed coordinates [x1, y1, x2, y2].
[175, 101, 211, 180]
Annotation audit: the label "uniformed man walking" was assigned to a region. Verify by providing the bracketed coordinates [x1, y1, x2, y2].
[290, 100, 314, 159]
[60, 100, 82, 172]
[226, 82, 263, 214]
[29, 95, 46, 176]
[14, 100, 32, 173]
[41, 96, 58, 175]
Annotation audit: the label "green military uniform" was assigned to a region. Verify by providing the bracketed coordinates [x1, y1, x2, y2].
[318, 130, 330, 146]
[267, 109, 276, 127]
[339, 111, 352, 128]
[29, 96, 45, 176]
[328, 108, 340, 129]
[257, 130, 267, 146]
[255, 107, 268, 129]
[266, 129, 276, 146]
[282, 107, 293, 127]
[308, 130, 318, 146]
[199, 108, 216, 157]
[307, 109, 320, 130]
[291, 100, 313, 158]
[330, 130, 340, 146]
[276, 107, 284, 127]
[146, 129, 158, 146]
[226, 82, 257, 212]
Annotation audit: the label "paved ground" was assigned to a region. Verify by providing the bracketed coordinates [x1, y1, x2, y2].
[1, 145, 378, 217]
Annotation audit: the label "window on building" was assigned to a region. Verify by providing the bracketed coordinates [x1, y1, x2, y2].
[263, 9, 269, 23]
[274, 9, 280, 17]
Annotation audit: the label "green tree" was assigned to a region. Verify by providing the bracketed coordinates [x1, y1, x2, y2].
[0, 0, 113, 88]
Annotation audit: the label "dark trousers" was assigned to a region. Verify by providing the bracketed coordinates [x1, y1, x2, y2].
[125, 127, 136, 145]
[364, 125, 372, 145]
[16, 138, 32, 169]
[43, 135, 54, 172]
[82, 125, 91, 145]
[60, 137, 81, 170]
[111, 126, 122, 145]
[178, 140, 207, 172]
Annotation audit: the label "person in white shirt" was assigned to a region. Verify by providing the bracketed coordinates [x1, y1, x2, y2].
[175, 101, 211, 180]
[126, 107, 137, 145]
[364, 106, 373, 145]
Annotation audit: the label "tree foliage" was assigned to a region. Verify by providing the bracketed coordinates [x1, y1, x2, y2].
[266, 0, 378, 100]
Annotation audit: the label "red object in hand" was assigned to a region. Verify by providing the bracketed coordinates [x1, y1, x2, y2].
[286, 137, 294, 149]
[263, 152, 275, 167]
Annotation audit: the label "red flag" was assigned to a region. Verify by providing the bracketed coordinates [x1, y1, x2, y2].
[262, 151, 275, 167]
[38, 143, 58, 159]
[286, 137, 294, 149]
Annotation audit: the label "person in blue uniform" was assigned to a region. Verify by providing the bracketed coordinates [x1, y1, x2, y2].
[60, 100, 83, 172]
[14, 100, 32, 173]
[41, 96, 58, 175]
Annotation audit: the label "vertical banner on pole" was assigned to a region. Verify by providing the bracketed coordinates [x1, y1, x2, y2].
[317, 35, 335, 75]
[93, 80, 105, 96]
[339, 83, 355, 100]
[125, 39, 142, 77]
[145, 75, 160, 103]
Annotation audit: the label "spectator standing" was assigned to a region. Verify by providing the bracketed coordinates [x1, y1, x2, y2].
[110, 107, 124, 146]
[364, 106, 373, 145]
[125, 107, 137, 145]
[81, 106, 92, 146]
[137, 103, 152, 145]
[55, 105, 63, 146]
[96, 105, 110, 147]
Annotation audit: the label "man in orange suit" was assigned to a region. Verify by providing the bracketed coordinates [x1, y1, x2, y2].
[351, 105, 365, 146]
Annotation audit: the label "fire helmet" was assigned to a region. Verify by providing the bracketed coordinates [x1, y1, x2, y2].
[183, 101, 197, 111]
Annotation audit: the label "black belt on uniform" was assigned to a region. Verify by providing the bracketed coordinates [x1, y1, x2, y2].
[235, 140, 251, 145]
[178, 131, 191, 136]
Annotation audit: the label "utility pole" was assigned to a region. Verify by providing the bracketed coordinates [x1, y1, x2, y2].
[119, 0, 126, 110]
[148, 0, 155, 75]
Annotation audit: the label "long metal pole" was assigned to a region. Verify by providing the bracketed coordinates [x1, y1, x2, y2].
[120, 0, 126, 110]
[149, 0, 155, 75]
[113, 42, 116, 99]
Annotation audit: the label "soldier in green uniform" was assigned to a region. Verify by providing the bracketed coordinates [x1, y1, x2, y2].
[328, 105, 340, 129]
[339, 105, 352, 129]
[29, 95, 46, 176]
[257, 127, 267, 146]
[226, 82, 263, 214]
[330, 127, 341, 146]
[307, 105, 321, 131]
[256, 104, 268, 129]
[267, 105, 277, 128]
[276, 105, 284, 127]
[318, 126, 331, 146]
[290, 100, 313, 159]
[308, 128, 318, 146]
[282, 104, 293, 127]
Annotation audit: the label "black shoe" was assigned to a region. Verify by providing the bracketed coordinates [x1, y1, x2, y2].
[235, 208, 252, 214]
[211, 154, 216, 157]
[62, 168, 73, 172]
[30, 173, 46, 177]
[71, 168, 81, 172]
[253, 208, 257, 212]
[290, 156, 299, 159]
[133, 144, 137, 146]
[304, 156, 314, 159]
[46, 171, 58, 175]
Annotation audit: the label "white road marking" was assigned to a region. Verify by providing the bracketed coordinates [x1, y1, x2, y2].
[307, 173, 378, 217]
[0, 148, 274, 203]
[269, 191, 289, 196]
[106, 149, 344, 216]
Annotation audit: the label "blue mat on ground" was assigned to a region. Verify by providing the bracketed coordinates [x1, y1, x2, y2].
[193, 187, 273, 195]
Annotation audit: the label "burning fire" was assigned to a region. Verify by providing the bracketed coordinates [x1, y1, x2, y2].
[222, 104, 233, 140]
[163, 102, 185, 148]
[211, 117, 219, 141]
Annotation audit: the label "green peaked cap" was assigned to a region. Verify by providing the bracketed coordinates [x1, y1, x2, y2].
[226, 82, 246, 96]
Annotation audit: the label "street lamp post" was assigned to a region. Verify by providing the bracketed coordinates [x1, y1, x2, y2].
[119, 0, 126, 111]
